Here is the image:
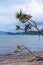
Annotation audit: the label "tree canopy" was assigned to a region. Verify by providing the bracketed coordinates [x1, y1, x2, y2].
[16, 10, 43, 35]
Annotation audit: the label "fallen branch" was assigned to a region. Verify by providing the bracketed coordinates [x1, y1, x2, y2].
[14, 45, 43, 62]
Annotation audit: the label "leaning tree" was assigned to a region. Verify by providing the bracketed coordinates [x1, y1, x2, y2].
[15, 10, 43, 62]
[16, 10, 43, 35]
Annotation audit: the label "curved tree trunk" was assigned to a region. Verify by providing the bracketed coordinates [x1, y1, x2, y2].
[30, 19, 43, 36]
[35, 26, 43, 35]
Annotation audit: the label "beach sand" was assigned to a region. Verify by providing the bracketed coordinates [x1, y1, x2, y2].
[0, 52, 43, 65]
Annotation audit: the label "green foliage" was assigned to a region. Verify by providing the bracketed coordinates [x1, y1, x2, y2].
[17, 45, 21, 49]
[16, 10, 23, 19]
[14, 45, 21, 53]
[16, 10, 32, 23]
[15, 10, 33, 32]
[14, 50, 18, 53]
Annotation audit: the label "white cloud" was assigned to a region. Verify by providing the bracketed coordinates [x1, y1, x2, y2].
[9, 0, 43, 22]
[0, 0, 43, 31]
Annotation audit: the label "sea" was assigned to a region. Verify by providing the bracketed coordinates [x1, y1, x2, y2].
[0, 23, 43, 56]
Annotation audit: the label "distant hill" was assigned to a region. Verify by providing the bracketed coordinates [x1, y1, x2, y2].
[0, 29, 43, 35]
[0, 31, 15, 35]
[0, 31, 41, 35]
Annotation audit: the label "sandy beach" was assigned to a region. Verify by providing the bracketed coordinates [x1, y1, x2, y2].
[0, 52, 43, 65]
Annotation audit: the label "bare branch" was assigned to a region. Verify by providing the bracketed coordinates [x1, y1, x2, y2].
[14, 45, 43, 61]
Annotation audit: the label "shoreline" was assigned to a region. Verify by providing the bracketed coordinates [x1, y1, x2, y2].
[0, 52, 43, 65]
[0, 51, 43, 57]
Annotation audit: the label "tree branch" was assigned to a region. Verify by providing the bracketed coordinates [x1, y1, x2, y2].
[29, 19, 43, 35]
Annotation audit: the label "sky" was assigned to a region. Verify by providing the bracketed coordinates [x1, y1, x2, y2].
[0, 0, 43, 32]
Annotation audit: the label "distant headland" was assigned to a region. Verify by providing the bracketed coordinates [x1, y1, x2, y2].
[0, 29, 43, 35]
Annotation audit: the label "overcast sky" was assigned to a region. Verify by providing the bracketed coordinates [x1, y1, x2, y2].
[0, 0, 43, 32]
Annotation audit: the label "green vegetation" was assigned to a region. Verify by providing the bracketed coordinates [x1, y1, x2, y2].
[16, 10, 43, 35]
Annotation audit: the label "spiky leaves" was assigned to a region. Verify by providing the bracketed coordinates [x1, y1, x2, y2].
[16, 10, 32, 23]
[14, 45, 22, 53]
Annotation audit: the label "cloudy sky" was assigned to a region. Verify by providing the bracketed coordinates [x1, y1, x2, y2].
[0, 0, 43, 32]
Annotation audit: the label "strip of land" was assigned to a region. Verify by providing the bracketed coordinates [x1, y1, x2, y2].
[0, 52, 43, 65]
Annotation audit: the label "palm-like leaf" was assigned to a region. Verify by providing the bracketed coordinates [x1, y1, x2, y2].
[14, 50, 18, 53]
[16, 10, 23, 19]
[16, 10, 32, 23]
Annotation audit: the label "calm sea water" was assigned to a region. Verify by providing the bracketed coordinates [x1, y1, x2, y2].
[0, 23, 43, 56]
[0, 34, 43, 56]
